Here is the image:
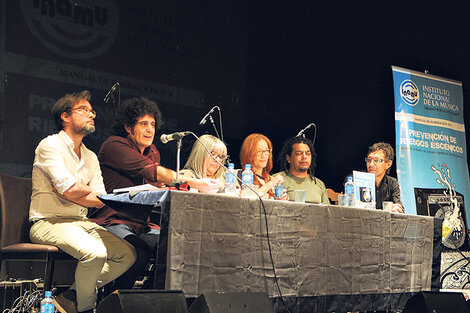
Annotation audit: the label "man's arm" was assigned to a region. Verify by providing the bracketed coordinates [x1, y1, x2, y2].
[321, 189, 331, 205]
[318, 179, 331, 204]
[155, 166, 177, 185]
[61, 180, 92, 198]
[36, 136, 106, 209]
[57, 181, 105, 208]
[35, 139, 78, 195]
[100, 138, 220, 192]
[54, 183, 104, 208]
[155, 166, 220, 193]
[390, 178, 404, 213]
[99, 138, 160, 182]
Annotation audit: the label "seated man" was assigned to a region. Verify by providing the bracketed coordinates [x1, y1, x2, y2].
[274, 136, 329, 204]
[29, 91, 136, 313]
[89, 97, 219, 289]
[365, 142, 404, 213]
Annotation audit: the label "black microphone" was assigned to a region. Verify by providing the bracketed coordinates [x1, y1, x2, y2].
[103, 82, 119, 103]
[296, 123, 315, 137]
[160, 131, 191, 144]
[199, 106, 218, 126]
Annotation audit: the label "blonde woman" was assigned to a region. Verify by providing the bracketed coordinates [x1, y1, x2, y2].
[181, 134, 227, 192]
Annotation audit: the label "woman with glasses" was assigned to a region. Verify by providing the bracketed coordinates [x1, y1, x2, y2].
[238, 133, 286, 199]
[181, 134, 227, 192]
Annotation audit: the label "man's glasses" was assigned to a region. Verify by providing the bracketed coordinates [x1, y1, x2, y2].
[256, 149, 272, 156]
[71, 107, 96, 118]
[365, 157, 385, 164]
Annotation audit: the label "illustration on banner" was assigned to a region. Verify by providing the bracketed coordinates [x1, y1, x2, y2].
[432, 162, 467, 249]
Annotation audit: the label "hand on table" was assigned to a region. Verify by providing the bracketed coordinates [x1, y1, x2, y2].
[196, 178, 220, 194]
[391, 203, 404, 213]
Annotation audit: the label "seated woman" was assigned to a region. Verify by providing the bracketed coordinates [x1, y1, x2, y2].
[239, 133, 286, 199]
[180, 134, 227, 192]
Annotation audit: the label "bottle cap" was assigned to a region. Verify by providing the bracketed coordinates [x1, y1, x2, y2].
[45, 291, 52, 297]
[347, 176, 353, 182]
[228, 163, 234, 168]
[245, 164, 251, 169]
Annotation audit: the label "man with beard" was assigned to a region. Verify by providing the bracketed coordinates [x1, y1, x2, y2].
[29, 91, 136, 313]
[275, 136, 329, 204]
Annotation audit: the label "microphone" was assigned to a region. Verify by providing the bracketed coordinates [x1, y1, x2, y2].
[103, 82, 119, 103]
[160, 131, 191, 144]
[296, 123, 316, 137]
[199, 106, 218, 126]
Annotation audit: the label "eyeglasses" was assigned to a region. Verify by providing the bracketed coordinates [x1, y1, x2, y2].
[71, 107, 96, 118]
[211, 151, 227, 162]
[256, 149, 272, 156]
[365, 157, 386, 164]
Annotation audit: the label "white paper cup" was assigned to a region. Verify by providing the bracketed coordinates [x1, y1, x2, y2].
[383, 201, 393, 212]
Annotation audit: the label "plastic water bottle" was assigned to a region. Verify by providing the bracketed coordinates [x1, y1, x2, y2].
[274, 183, 284, 198]
[241, 164, 254, 198]
[40, 291, 54, 313]
[225, 163, 236, 194]
[344, 176, 354, 206]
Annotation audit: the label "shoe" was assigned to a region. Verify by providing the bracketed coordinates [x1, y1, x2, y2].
[54, 292, 78, 313]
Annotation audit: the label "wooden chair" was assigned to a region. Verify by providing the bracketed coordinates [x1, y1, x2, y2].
[0, 172, 75, 291]
[327, 188, 342, 205]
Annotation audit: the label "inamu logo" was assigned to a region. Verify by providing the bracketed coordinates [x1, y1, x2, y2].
[20, 0, 119, 59]
[400, 79, 419, 106]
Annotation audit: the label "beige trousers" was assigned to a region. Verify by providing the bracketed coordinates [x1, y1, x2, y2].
[30, 217, 136, 312]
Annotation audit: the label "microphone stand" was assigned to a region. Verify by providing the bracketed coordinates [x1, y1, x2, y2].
[163, 133, 189, 190]
[199, 106, 224, 142]
[208, 115, 221, 140]
[217, 107, 224, 142]
[174, 138, 183, 189]
[104, 82, 121, 114]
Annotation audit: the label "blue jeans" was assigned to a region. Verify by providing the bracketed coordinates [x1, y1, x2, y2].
[106, 224, 160, 289]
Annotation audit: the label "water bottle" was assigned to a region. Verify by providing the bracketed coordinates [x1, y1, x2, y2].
[274, 183, 284, 198]
[241, 164, 254, 198]
[40, 291, 54, 313]
[344, 176, 354, 206]
[225, 163, 236, 194]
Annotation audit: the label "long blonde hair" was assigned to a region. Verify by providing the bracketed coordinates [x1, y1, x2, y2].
[183, 134, 227, 179]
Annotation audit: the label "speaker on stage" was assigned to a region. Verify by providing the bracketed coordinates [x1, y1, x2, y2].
[414, 187, 470, 250]
[403, 291, 469, 313]
[96, 290, 189, 313]
[188, 292, 273, 313]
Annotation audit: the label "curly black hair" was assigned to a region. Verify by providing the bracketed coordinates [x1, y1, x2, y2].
[112, 97, 163, 137]
[278, 136, 317, 180]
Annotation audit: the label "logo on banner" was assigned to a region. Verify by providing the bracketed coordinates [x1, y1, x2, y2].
[19, 0, 119, 59]
[400, 79, 419, 106]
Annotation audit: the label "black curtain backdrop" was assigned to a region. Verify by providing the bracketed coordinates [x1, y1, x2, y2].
[2, 0, 470, 195]
[244, 1, 470, 192]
